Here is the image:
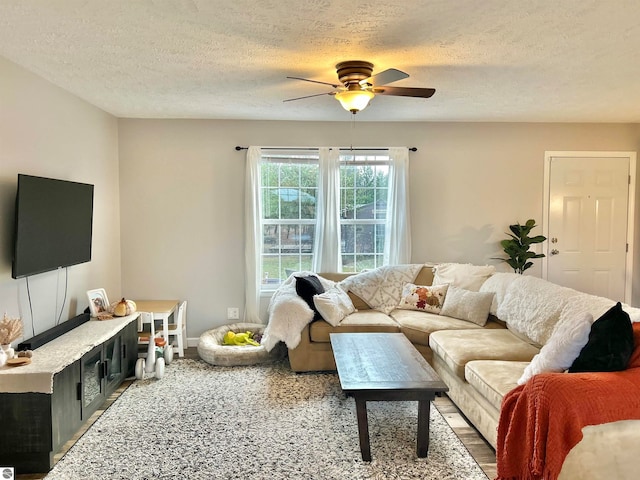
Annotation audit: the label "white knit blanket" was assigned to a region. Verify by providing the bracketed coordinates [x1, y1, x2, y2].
[262, 273, 335, 351]
[497, 275, 579, 346]
[339, 264, 423, 314]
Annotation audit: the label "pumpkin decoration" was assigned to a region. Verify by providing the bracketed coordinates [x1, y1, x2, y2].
[110, 298, 137, 317]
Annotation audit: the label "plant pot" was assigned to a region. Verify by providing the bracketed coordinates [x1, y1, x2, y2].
[1, 344, 14, 360]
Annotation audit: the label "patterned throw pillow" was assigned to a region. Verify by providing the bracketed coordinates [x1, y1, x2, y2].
[398, 283, 449, 314]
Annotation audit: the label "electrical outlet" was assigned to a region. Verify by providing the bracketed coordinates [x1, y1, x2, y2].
[227, 307, 240, 320]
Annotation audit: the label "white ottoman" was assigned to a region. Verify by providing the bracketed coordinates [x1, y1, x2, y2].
[197, 322, 285, 366]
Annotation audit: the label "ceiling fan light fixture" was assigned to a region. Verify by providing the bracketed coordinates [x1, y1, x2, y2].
[335, 89, 374, 113]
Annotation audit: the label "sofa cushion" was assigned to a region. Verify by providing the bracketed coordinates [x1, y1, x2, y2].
[429, 329, 540, 379]
[569, 302, 634, 373]
[497, 275, 579, 347]
[397, 283, 449, 314]
[465, 360, 529, 409]
[414, 264, 436, 286]
[309, 312, 400, 342]
[391, 309, 484, 346]
[432, 263, 495, 292]
[440, 285, 494, 326]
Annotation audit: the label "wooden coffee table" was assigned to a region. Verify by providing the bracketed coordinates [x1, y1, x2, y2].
[330, 332, 448, 461]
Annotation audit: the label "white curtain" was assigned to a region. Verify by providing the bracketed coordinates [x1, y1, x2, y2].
[384, 147, 411, 265]
[312, 147, 342, 273]
[244, 146, 262, 323]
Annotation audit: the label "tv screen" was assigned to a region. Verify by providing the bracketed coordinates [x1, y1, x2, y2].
[12, 174, 94, 279]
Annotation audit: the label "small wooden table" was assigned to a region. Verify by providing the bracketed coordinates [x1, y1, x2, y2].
[134, 300, 179, 345]
[330, 332, 448, 461]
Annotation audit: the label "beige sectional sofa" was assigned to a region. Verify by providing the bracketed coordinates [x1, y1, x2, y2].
[280, 263, 640, 479]
[288, 266, 511, 373]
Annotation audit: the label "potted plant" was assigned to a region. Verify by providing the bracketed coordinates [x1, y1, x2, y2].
[494, 219, 546, 274]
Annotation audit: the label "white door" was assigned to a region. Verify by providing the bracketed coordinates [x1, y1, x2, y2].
[543, 152, 635, 302]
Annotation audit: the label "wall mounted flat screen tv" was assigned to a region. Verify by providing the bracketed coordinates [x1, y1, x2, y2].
[12, 174, 94, 279]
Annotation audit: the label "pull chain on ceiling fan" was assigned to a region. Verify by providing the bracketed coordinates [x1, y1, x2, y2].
[285, 60, 436, 114]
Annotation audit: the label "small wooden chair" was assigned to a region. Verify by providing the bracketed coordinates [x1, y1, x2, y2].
[155, 301, 187, 358]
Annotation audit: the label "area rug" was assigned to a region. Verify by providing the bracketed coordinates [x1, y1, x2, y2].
[46, 359, 488, 480]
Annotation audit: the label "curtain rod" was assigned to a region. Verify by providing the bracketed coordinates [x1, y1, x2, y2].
[234, 146, 417, 152]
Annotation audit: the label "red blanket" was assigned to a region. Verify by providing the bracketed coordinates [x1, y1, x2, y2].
[496, 323, 640, 480]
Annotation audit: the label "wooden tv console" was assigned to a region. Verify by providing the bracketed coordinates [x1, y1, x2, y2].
[0, 314, 138, 474]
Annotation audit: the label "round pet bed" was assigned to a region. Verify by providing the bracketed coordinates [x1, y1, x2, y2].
[198, 322, 284, 366]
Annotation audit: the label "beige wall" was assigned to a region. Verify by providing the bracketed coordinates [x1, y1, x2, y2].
[3, 54, 640, 344]
[0, 57, 121, 339]
[118, 119, 640, 339]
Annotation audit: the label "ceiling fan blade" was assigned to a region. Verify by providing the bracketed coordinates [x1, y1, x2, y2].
[283, 92, 335, 102]
[360, 68, 409, 87]
[372, 86, 436, 98]
[286, 76, 341, 88]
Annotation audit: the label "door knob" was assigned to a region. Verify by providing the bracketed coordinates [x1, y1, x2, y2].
[550, 249, 559, 256]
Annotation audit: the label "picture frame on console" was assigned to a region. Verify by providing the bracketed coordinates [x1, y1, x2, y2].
[87, 289, 109, 317]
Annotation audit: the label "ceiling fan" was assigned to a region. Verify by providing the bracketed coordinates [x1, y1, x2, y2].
[285, 60, 435, 114]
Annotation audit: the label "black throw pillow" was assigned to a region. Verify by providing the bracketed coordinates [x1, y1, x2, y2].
[295, 275, 325, 320]
[568, 302, 634, 373]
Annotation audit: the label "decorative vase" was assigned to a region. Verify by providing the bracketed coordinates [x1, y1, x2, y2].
[1, 344, 14, 360]
[0, 346, 7, 367]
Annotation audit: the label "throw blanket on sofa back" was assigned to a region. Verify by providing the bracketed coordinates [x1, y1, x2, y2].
[262, 264, 423, 351]
[496, 322, 640, 480]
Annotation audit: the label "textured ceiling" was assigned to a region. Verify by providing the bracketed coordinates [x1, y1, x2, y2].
[1, 0, 640, 122]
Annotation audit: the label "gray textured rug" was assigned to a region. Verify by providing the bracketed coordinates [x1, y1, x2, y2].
[46, 359, 488, 480]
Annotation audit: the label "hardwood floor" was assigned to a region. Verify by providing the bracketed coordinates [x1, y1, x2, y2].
[433, 395, 497, 479]
[17, 347, 496, 479]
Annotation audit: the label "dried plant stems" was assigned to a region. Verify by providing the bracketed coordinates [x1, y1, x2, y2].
[0, 313, 23, 345]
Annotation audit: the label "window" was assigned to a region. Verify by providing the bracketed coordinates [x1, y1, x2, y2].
[339, 154, 390, 272]
[247, 146, 410, 298]
[260, 153, 319, 285]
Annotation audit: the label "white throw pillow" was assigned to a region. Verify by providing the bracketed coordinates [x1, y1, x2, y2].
[398, 283, 449, 314]
[517, 311, 593, 385]
[439, 285, 494, 326]
[432, 263, 496, 292]
[313, 286, 356, 327]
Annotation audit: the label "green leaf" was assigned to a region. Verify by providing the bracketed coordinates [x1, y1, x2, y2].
[498, 219, 545, 273]
[528, 235, 547, 244]
[511, 225, 525, 236]
[506, 259, 519, 270]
